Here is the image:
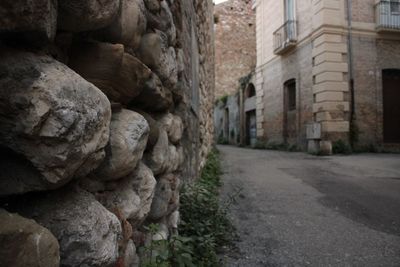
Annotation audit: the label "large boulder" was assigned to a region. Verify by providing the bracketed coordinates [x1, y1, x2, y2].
[0, 0, 57, 44]
[96, 109, 149, 181]
[148, 174, 174, 221]
[137, 31, 178, 89]
[123, 240, 139, 267]
[143, 0, 160, 13]
[68, 41, 152, 105]
[16, 187, 122, 267]
[146, 1, 176, 46]
[96, 0, 147, 51]
[58, 0, 120, 32]
[158, 113, 183, 144]
[134, 111, 160, 151]
[0, 209, 60, 267]
[130, 73, 173, 112]
[0, 49, 111, 196]
[144, 128, 169, 175]
[98, 162, 156, 224]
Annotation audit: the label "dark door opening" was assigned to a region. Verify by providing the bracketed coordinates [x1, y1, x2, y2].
[246, 110, 257, 146]
[383, 69, 400, 143]
[283, 79, 297, 144]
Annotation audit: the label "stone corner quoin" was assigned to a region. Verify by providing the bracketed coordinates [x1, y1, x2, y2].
[0, 0, 215, 266]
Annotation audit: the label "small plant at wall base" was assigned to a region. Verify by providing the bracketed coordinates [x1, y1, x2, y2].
[332, 140, 352, 155]
[180, 148, 237, 266]
[140, 149, 236, 267]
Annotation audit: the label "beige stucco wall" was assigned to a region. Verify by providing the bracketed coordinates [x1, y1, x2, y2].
[255, 0, 400, 149]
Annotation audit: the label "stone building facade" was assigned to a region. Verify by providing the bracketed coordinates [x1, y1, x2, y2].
[254, 0, 400, 153]
[214, 0, 256, 98]
[214, 0, 257, 146]
[0, 0, 214, 266]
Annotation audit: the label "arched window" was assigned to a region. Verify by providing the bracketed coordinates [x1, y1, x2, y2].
[245, 83, 256, 98]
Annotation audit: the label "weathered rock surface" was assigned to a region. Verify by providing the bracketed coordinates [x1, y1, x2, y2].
[0, 209, 60, 267]
[123, 240, 139, 267]
[130, 73, 173, 112]
[96, 109, 149, 181]
[148, 174, 174, 221]
[144, 128, 169, 175]
[0, 0, 57, 43]
[133, 163, 157, 224]
[97, 162, 156, 225]
[143, 0, 160, 13]
[137, 31, 178, 89]
[146, 1, 176, 46]
[58, 0, 120, 32]
[158, 113, 184, 144]
[0, 49, 111, 196]
[134, 111, 160, 150]
[97, 0, 147, 50]
[68, 41, 152, 104]
[17, 187, 122, 267]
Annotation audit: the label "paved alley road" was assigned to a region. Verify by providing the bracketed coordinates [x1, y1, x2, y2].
[218, 145, 400, 267]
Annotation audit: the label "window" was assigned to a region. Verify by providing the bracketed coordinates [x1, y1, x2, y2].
[391, 0, 400, 13]
[246, 84, 256, 98]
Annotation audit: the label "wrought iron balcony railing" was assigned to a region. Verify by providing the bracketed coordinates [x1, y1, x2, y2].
[376, 1, 400, 32]
[273, 20, 297, 55]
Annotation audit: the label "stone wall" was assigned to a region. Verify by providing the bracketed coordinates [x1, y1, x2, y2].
[0, 0, 214, 266]
[214, 94, 240, 145]
[214, 0, 256, 98]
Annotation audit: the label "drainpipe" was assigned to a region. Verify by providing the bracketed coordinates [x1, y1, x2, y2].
[346, 0, 356, 146]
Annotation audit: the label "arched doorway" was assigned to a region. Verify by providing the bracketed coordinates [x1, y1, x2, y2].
[382, 69, 400, 143]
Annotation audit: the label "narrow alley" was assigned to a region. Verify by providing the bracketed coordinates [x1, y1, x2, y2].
[219, 145, 400, 266]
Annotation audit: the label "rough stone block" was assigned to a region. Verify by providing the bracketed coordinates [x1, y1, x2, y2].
[0, 48, 111, 196]
[95, 109, 149, 181]
[0, 209, 60, 267]
[0, 0, 57, 44]
[58, 0, 120, 32]
[68, 41, 152, 105]
[95, 0, 147, 51]
[16, 187, 122, 267]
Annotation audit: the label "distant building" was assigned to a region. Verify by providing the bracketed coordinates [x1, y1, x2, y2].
[214, 0, 257, 145]
[253, 0, 400, 153]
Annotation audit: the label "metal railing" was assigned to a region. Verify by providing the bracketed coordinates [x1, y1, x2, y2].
[273, 20, 297, 54]
[376, 1, 400, 31]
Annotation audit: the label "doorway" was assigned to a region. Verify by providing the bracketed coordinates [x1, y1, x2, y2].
[382, 69, 400, 143]
[283, 79, 297, 144]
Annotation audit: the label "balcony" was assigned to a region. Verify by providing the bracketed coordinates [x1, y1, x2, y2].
[376, 1, 400, 32]
[273, 20, 297, 55]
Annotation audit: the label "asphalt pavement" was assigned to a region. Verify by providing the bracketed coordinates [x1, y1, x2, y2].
[218, 145, 400, 267]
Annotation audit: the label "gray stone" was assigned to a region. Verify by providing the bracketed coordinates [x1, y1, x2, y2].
[146, 1, 176, 46]
[97, 0, 147, 51]
[0, 0, 57, 44]
[144, 128, 170, 175]
[17, 187, 122, 267]
[137, 31, 178, 89]
[0, 49, 111, 196]
[134, 111, 160, 151]
[144, 0, 160, 13]
[96, 109, 149, 181]
[148, 174, 174, 221]
[123, 240, 139, 267]
[99, 162, 155, 222]
[99, 177, 141, 221]
[130, 73, 173, 112]
[133, 162, 157, 224]
[0, 209, 60, 267]
[158, 113, 183, 144]
[68, 41, 152, 105]
[58, 0, 120, 32]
